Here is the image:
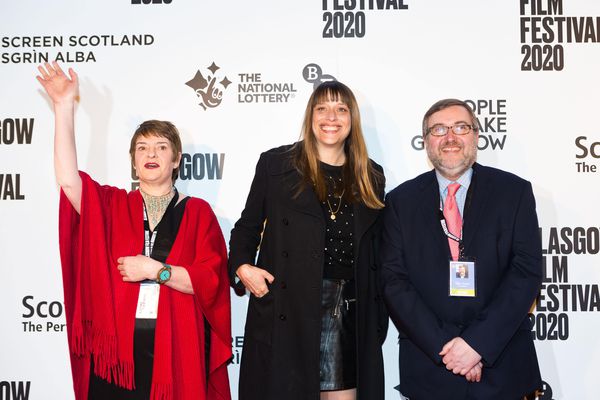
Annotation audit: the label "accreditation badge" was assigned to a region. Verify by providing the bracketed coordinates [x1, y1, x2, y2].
[449, 260, 476, 297]
[136, 282, 160, 319]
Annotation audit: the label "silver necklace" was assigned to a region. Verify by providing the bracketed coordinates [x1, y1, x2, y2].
[140, 188, 175, 230]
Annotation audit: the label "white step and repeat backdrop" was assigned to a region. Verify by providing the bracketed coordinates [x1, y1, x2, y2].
[1, 1, 599, 399]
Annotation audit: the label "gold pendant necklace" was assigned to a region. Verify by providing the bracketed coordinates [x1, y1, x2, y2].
[326, 189, 345, 220]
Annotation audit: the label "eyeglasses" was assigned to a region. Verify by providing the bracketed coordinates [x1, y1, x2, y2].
[426, 124, 475, 137]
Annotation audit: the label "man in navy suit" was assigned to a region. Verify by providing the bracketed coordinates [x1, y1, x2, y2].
[380, 99, 543, 399]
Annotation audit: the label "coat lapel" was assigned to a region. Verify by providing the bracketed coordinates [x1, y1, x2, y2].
[418, 171, 451, 258]
[461, 163, 493, 252]
[274, 162, 323, 220]
[286, 184, 323, 219]
[353, 202, 379, 251]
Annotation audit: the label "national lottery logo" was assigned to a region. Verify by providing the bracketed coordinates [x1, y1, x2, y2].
[185, 62, 232, 111]
[186, 63, 297, 107]
[303, 63, 336, 89]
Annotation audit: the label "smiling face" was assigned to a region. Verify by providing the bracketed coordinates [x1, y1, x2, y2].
[311, 99, 351, 155]
[133, 134, 181, 188]
[425, 105, 478, 181]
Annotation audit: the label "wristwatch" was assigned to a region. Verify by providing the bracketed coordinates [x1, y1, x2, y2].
[156, 263, 172, 284]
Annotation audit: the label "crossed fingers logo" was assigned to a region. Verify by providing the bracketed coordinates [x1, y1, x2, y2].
[186, 62, 231, 110]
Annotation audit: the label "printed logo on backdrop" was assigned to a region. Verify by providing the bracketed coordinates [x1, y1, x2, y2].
[21, 295, 66, 333]
[532, 227, 600, 341]
[411, 99, 508, 152]
[0, 381, 31, 400]
[0, 118, 32, 200]
[0, 173, 25, 200]
[185, 63, 231, 111]
[321, 0, 409, 38]
[534, 381, 555, 400]
[185, 63, 298, 111]
[131, 153, 225, 191]
[231, 335, 243, 365]
[237, 73, 297, 104]
[303, 63, 337, 89]
[575, 136, 599, 174]
[131, 0, 172, 4]
[1, 34, 155, 64]
[0, 118, 33, 145]
[520, 0, 600, 71]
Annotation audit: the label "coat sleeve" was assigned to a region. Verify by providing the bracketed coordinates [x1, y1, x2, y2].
[460, 181, 543, 367]
[228, 152, 269, 292]
[380, 191, 461, 364]
[372, 163, 389, 343]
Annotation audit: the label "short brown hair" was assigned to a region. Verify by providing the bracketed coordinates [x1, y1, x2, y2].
[422, 99, 479, 136]
[129, 120, 183, 182]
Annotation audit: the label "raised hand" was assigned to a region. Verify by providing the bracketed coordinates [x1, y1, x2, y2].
[36, 61, 79, 105]
[36, 61, 82, 212]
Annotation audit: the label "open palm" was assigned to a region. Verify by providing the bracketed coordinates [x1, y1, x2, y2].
[36, 61, 79, 104]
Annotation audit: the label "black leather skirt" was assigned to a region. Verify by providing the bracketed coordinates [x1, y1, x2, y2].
[319, 279, 357, 391]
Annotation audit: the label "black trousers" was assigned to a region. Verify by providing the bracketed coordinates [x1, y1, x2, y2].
[88, 319, 155, 400]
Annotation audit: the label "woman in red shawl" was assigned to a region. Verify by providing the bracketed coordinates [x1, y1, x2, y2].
[36, 62, 232, 400]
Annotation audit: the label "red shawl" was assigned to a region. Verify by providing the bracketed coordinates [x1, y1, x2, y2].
[58, 172, 232, 400]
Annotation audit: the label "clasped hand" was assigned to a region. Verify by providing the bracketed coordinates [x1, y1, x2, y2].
[439, 337, 483, 382]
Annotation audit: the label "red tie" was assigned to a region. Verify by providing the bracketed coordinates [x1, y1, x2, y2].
[443, 183, 462, 261]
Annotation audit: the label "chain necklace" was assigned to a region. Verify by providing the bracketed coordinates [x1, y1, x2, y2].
[140, 187, 175, 230]
[326, 175, 345, 220]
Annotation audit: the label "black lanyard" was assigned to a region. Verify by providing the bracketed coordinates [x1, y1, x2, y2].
[438, 209, 465, 260]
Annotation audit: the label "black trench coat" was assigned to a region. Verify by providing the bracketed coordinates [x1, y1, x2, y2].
[228, 144, 388, 400]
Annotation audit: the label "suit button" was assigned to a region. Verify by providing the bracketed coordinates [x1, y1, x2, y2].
[282, 218, 289, 225]
[282, 251, 288, 258]
[279, 314, 286, 321]
[281, 281, 287, 289]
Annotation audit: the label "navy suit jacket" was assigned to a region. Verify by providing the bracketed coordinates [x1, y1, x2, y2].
[381, 163, 543, 400]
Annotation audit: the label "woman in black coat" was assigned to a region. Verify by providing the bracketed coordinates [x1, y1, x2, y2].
[229, 81, 388, 400]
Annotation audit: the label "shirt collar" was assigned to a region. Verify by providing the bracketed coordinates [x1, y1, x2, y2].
[435, 167, 473, 194]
